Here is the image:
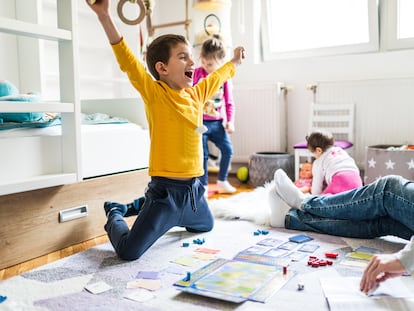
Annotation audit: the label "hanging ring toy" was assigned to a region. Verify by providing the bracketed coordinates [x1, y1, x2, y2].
[204, 13, 221, 36]
[117, 0, 146, 25]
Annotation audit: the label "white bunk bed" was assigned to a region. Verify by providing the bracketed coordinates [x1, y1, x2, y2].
[0, 97, 151, 270]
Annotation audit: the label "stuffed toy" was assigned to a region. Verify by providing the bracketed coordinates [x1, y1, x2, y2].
[294, 161, 313, 194]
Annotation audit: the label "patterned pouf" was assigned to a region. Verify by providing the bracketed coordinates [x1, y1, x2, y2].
[248, 152, 294, 187]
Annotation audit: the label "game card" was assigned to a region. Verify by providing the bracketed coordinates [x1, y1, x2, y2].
[278, 241, 298, 250]
[239, 245, 270, 255]
[285, 251, 307, 261]
[257, 238, 283, 247]
[84, 281, 112, 294]
[298, 243, 320, 253]
[288, 234, 314, 243]
[265, 248, 288, 258]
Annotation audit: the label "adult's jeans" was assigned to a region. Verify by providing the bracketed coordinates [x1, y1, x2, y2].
[285, 175, 414, 240]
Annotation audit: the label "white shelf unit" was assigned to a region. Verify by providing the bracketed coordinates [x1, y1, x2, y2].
[0, 0, 81, 196]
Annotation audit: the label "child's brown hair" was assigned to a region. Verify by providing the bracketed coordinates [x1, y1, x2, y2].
[306, 130, 334, 153]
[200, 34, 226, 61]
[146, 34, 190, 80]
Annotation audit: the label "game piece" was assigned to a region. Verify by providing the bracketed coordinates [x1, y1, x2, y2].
[325, 252, 339, 258]
[283, 266, 287, 275]
[297, 283, 305, 291]
[185, 272, 191, 281]
[182, 242, 190, 247]
[261, 229, 269, 235]
[193, 238, 205, 245]
[307, 255, 334, 268]
[0, 295, 7, 303]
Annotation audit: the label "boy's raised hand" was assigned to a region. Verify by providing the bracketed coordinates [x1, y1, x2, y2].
[86, 0, 110, 15]
[231, 47, 246, 66]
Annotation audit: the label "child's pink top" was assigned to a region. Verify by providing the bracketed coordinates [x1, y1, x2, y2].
[193, 67, 235, 123]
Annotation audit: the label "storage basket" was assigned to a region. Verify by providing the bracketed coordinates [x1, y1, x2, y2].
[248, 152, 294, 187]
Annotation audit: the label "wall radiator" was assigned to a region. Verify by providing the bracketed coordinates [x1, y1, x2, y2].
[230, 83, 286, 163]
[315, 77, 414, 168]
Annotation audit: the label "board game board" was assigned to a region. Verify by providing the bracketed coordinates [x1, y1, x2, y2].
[174, 256, 295, 303]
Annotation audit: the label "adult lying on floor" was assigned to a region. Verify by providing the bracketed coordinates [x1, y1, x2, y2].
[269, 169, 414, 240]
[270, 170, 414, 295]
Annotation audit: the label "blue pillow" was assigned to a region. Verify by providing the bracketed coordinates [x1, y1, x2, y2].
[0, 80, 18, 97]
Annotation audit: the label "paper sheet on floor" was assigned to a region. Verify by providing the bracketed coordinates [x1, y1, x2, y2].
[320, 276, 414, 311]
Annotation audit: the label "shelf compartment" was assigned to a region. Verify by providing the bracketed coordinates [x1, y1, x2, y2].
[0, 101, 74, 113]
[0, 17, 71, 41]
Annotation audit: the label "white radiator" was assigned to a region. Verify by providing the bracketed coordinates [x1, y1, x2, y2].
[315, 78, 414, 168]
[231, 83, 286, 163]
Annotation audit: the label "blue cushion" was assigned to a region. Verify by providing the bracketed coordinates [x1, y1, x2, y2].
[294, 140, 353, 149]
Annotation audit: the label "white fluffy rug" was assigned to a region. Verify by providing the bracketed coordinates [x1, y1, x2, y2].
[208, 182, 274, 226]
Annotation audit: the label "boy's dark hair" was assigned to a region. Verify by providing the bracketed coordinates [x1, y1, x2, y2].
[200, 34, 226, 60]
[306, 130, 334, 153]
[146, 34, 190, 80]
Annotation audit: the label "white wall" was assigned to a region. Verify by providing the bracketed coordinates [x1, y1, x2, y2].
[151, 0, 414, 166]
[2, 0, 414, 167]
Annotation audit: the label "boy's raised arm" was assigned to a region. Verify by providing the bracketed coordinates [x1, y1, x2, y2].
[86, 0, 122, 45]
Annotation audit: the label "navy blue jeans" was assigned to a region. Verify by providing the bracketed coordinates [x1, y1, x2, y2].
[285, 175, 414, 240]
[200, 120, 233, 186]
[104, 177, 213, 260]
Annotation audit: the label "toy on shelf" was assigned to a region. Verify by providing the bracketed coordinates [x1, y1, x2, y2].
[294, 161, 312, 194]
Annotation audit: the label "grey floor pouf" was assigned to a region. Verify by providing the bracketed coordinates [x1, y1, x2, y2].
[248, 152, 294, 187]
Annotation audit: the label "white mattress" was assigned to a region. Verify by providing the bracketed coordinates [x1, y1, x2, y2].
[0, 123, 150, 180]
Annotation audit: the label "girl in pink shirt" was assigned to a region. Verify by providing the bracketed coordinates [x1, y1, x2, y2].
[193, 35, 236, 194]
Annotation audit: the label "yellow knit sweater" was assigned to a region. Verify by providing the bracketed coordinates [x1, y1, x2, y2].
[112, 39, 235, 178]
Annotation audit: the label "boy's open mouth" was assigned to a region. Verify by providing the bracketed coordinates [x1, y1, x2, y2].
[185, 71, 193, 79]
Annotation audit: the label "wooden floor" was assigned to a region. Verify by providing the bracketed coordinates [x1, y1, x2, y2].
[0, 175, 252, 281]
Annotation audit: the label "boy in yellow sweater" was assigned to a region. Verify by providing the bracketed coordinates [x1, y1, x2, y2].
[87, 0, 245, 260]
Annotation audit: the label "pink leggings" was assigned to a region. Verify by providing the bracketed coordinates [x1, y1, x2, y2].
[322, 170, 363, 195]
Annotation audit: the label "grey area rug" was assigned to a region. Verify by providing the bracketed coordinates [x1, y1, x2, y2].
[0, 193, 412, 311]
